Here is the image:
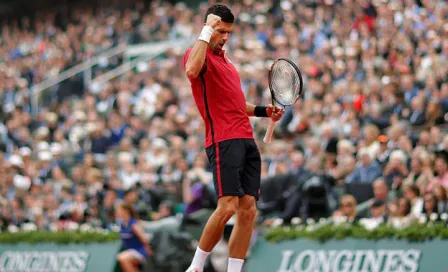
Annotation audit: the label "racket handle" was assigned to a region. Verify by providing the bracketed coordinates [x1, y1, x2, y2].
[263, 119, 277, 143]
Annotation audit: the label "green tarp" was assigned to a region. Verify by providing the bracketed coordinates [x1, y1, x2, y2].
[247, 238, 448, 272]
[0, 242, 121, 272]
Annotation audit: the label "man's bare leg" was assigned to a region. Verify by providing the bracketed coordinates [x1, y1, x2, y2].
[188, 196, 238, 271]
[227, 195, 257, 272]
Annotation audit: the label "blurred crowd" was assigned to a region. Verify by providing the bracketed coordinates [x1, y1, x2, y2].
[0, 0, 448, 234]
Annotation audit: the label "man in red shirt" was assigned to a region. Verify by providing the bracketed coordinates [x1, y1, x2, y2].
[183, 4, 284, 272]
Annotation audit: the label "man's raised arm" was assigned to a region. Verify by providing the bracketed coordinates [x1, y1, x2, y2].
[185, 14, 221, 80]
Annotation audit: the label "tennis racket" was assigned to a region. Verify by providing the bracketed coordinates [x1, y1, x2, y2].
[263, 58, 304, 143]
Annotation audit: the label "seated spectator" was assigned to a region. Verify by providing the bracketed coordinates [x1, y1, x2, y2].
[425, 98, 445, 126]
[360, 124, 381, 160]
[337, 140, 355, 158]
[422, 193, 440, 221]
[383, 149, 409, 190]
[333, 155, 356, 182]
[332, 194, 360, 222]
[288, 151, 310, 180]
[376, 135, 391, 165]
[357, 178, 396, 217]
[396, 198, 412, 219]
[433, 155, 448, 190]
[387, 197, 417, 228]
[408, 95, 426, 127]
[99, 189, 118, 229]
[345, 148, 382, 184]
[370, 200, 388, 222]
[402, 184, 424, 217]
[432, 184, 448, 214]
[403, 157, 433, 192]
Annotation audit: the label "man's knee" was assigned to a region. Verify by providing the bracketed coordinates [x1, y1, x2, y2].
[216, 196, 238, 220]
[237, 196, 257, 222]
[238, 204, 257, 221]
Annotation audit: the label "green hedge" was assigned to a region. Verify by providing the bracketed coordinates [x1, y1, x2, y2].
[3, 223, 448, 244]
[0, 231, 120, 244]
[265, 223, 448, 243]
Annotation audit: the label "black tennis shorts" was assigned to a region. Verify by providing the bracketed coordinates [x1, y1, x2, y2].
[205, 138, 261, 200]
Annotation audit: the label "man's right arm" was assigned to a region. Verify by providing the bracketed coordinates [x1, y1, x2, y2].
[185, 41, 208, 80]
[185, 14, 221, 80]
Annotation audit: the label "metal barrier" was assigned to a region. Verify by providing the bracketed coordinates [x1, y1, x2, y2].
[91, 37, 193, 87]
[29, 37, 194, 115]
[29, 45, 127, 114]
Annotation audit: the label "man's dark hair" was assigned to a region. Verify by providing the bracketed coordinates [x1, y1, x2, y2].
[204, 4, 234, 24]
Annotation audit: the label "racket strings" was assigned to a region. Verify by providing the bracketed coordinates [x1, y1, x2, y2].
[270, 60, 302, 106]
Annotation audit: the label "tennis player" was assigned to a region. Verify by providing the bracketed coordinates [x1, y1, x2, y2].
[183, 4, 284, 272]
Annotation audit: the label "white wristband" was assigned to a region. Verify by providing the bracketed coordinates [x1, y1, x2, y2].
[198, 26, 214, 43]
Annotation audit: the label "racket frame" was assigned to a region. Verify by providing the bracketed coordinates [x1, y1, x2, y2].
[263, 58, 304, 143]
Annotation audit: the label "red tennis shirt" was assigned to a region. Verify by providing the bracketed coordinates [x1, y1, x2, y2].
[183, 47, 253, 148]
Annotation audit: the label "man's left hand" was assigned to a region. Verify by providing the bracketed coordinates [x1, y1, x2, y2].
[267, 104, 284, 122]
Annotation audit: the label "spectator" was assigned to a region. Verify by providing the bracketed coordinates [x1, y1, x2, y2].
[409, 96, 427, 127]
[432, 184, 448, 214]
[361, 124, 381, 160]
[403, 184, 424, 217]
[403, 157, 433, 192]
[395, 198, 412, 219]
[99, 189, 118, 229]
[433, 155, 448, 190]
[357, 178, 396, 217]
[369, 200, 388, 222]
[332, 194, 360, 222]
[383, 150, 409, 191]
[422, 193, 440, 221]
[345, 148, 382, 184]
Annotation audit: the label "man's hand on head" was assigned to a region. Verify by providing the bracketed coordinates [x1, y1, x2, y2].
[206, 14, 221, 29]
